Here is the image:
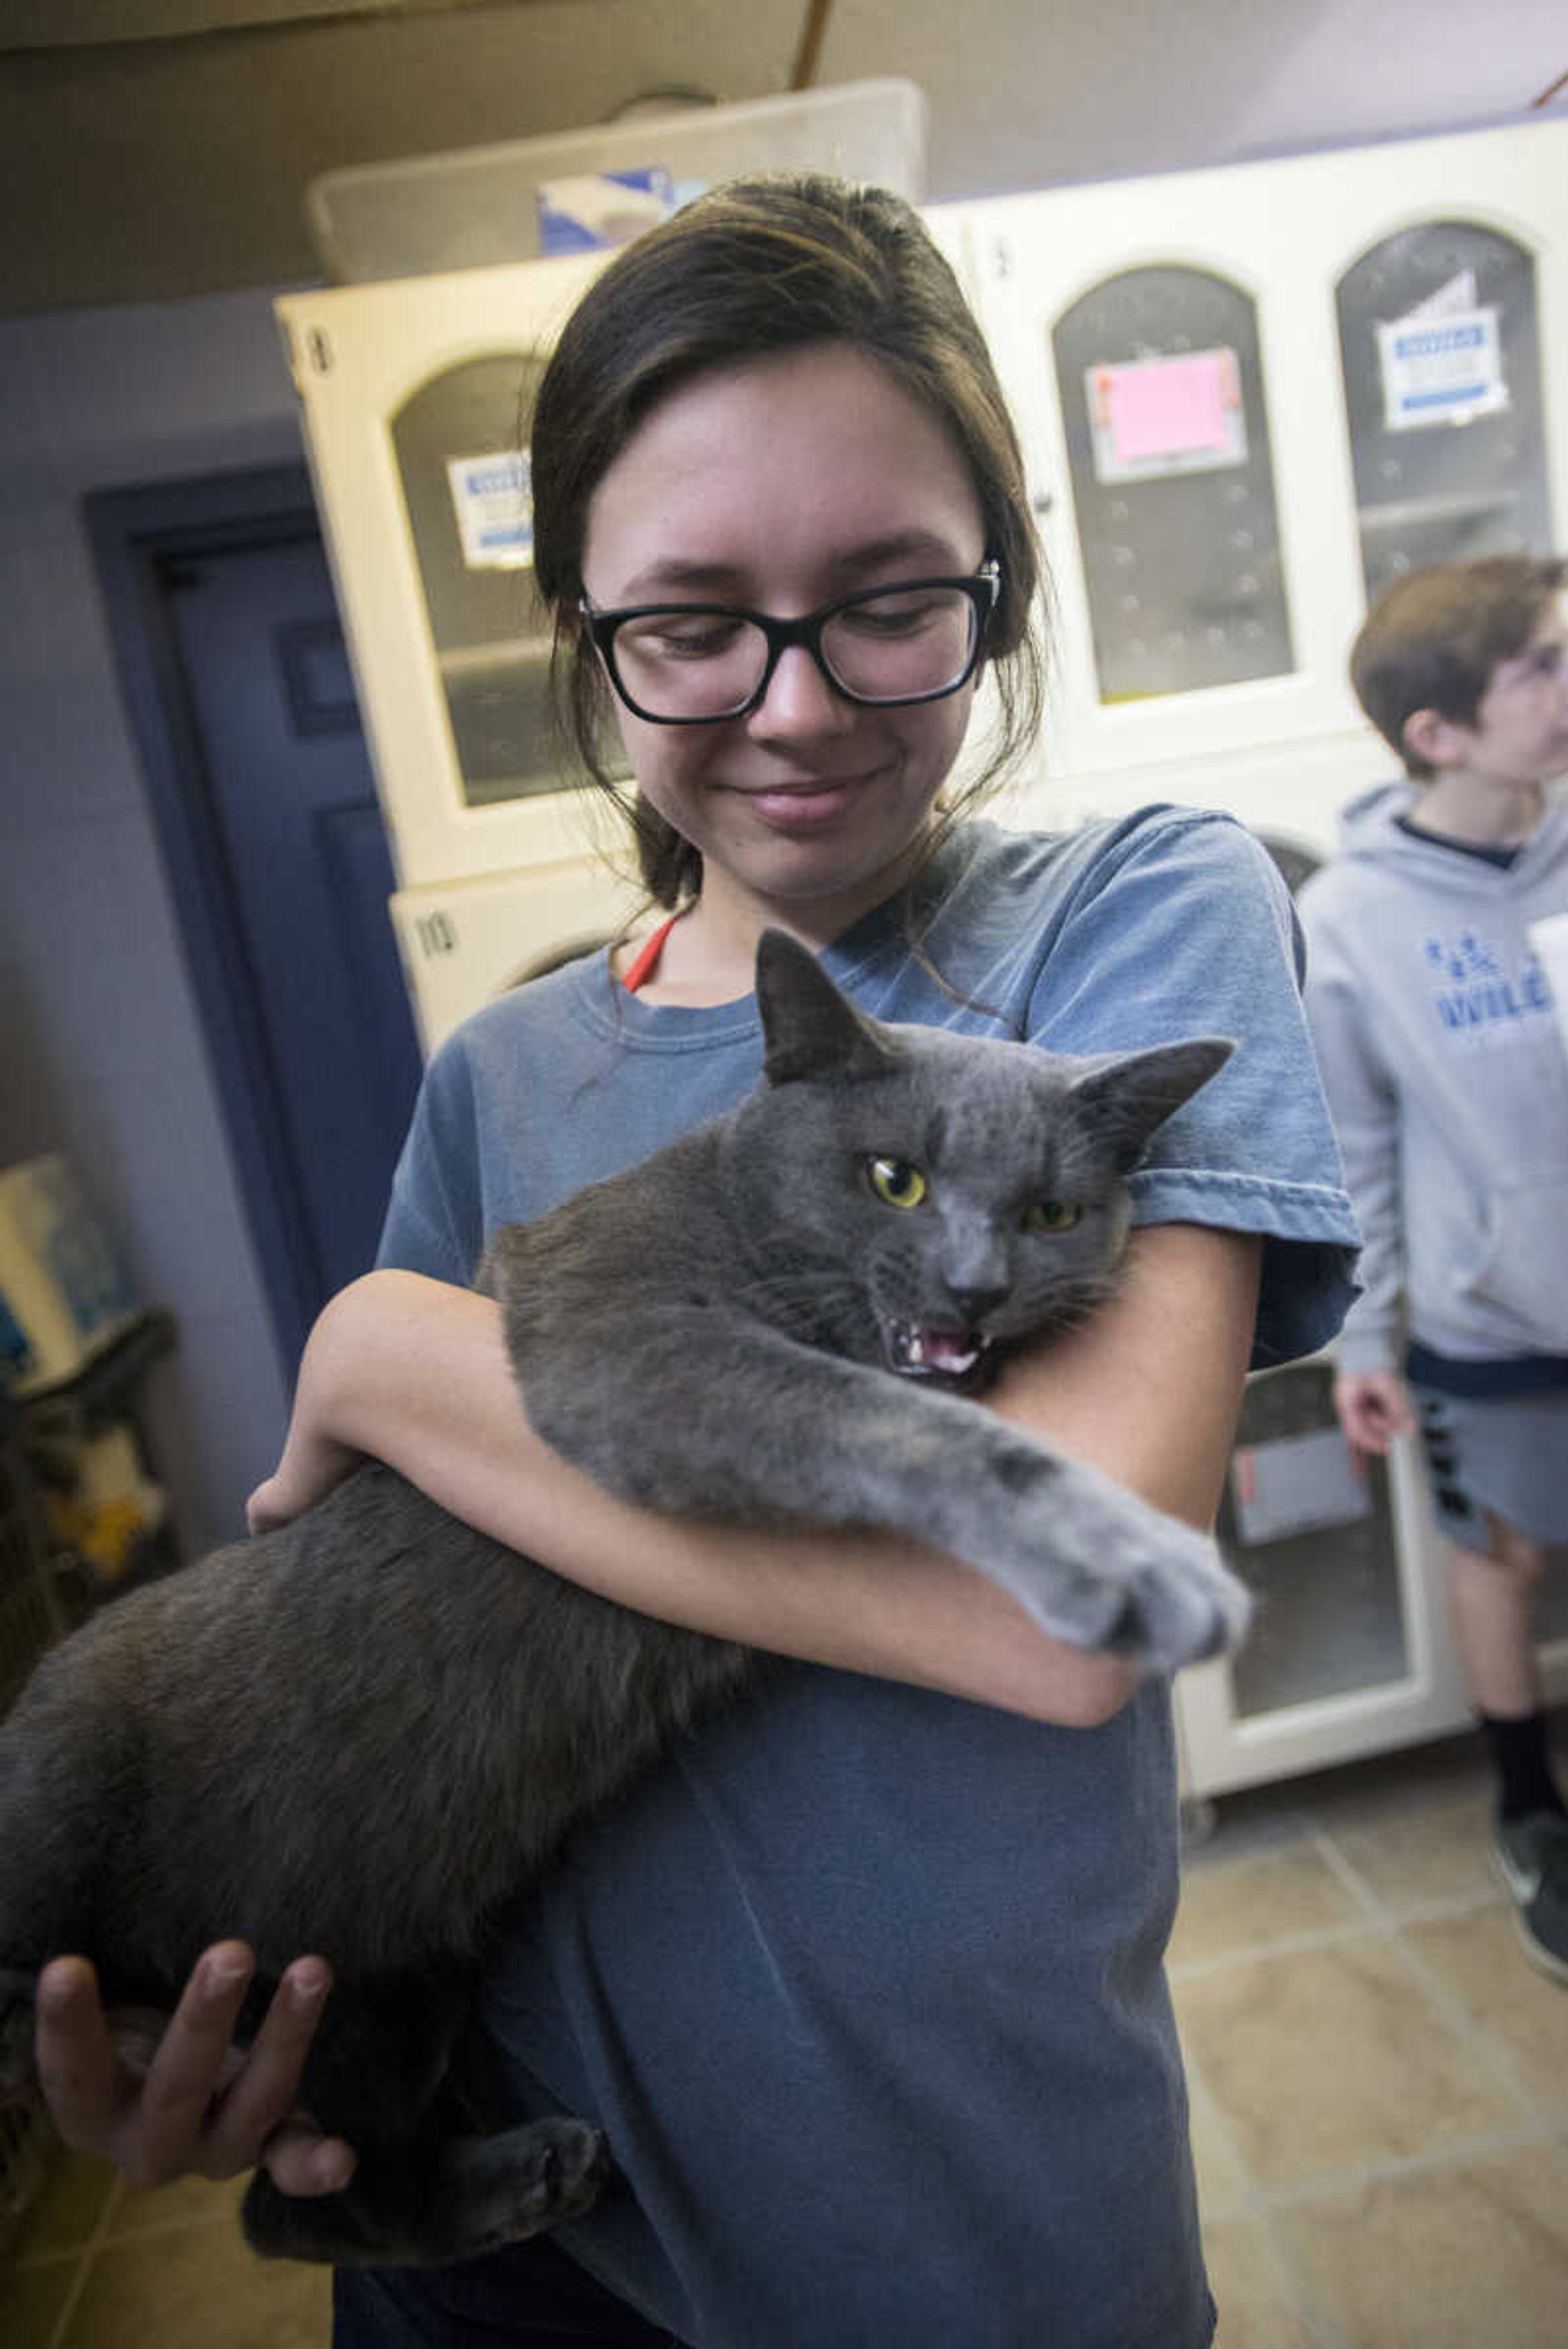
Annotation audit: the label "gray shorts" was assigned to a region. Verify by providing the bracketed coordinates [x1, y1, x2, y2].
[1412, 1383, 1568, 1547]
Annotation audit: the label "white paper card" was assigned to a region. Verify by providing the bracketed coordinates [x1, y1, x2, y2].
[1229, 1427, 1372, 1547]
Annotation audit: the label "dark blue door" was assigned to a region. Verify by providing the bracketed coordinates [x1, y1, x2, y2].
[165, 535, 422, 1340]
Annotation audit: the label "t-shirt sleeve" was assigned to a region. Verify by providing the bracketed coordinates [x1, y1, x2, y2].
[1024, 810, 1361, 1369]
[375, 1035, 487, 1285]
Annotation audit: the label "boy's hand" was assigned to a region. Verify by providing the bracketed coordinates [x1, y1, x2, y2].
[34, 1947, 356, 2196]
[1332, 1371, 1416, 1458]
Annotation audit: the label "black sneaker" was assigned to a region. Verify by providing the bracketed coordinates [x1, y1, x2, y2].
[1493, 1811, 1568, 1984]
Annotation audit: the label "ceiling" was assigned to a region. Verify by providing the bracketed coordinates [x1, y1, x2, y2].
[0, 0, 1564, 317]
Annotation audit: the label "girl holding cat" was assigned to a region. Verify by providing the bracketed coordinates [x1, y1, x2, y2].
[37, 176, 1357, 2345]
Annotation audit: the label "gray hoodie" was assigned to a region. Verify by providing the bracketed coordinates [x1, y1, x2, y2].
[1298, 782, 1568, 1375]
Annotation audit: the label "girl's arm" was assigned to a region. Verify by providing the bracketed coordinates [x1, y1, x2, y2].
[251, 1220, 1261, 1729]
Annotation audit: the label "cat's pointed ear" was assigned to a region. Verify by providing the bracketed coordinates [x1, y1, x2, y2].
[1069, 1037, 1234, 1171]
[755, 930, 898, 1084]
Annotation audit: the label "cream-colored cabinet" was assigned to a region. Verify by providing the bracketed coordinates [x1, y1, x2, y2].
[277, 250, 617, 891]
[940, 116, 1566, 829]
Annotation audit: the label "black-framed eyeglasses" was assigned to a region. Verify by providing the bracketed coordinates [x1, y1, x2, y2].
[580, 562, 1000, 725]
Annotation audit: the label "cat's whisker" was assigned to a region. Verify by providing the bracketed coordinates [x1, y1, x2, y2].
[731, 1262, 861, 1300]
[728, 1266, 866, 1326]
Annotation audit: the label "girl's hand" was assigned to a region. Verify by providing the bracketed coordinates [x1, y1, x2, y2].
[34, 1946, 356, 2196]
[247, 1432, 359, 1535]
[245, 1281, 375, 1533]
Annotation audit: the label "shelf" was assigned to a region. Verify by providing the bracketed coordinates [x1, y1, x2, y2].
[1357, 488, 1521, 533]
[17, 1309, 176, 1432]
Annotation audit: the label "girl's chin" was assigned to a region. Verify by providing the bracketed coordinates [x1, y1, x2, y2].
[716, 829, 933, 929]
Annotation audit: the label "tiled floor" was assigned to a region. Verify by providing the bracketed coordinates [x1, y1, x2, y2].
[4, 1725, 1567, 2347]
[1174, 1722, 1568, 2347]
[0, 2163, 330, 2347]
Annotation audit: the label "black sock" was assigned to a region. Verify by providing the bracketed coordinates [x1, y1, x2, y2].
[1479, 1710, 1567, 1823]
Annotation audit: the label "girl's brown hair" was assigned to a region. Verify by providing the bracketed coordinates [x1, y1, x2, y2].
[527, 171, 1046, 907]
[1350, 556, 1567, 779]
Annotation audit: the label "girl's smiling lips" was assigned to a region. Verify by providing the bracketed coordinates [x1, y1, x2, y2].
[727, 768, 886, 826]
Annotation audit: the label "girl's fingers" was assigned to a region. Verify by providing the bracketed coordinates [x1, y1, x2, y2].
[205, 1957, 344, 2184]
[37, 1946, 254, 2186]
[33, 1956, 126, 2154]
[245, 1478, 283, 1534]
[35, 1946, 354, 2198]
[131, 1943, 257, 2184]
[263, 2119, 359, 2198]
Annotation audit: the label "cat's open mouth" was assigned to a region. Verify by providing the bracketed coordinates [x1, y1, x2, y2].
[886, 1321, 992, 1386]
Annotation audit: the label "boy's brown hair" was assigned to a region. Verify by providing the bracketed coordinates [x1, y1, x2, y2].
[1350, 555, 1567, 779]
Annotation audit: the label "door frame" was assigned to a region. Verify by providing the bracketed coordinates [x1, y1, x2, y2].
[85, 463, 334, 1375]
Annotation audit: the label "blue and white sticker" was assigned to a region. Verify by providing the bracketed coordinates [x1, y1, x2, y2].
[537, 167, 678, 255]
[1377, 305, 1508, 432]
[447, 451, 533, 572]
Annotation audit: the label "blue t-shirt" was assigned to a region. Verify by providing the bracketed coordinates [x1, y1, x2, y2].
[378, 809, 1358, 2348]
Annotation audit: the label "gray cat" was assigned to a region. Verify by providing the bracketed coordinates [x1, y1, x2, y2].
[0, 931, 1246, 2269]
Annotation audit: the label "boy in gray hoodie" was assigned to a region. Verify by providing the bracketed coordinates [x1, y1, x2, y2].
[1300, 554, 1568, 1982]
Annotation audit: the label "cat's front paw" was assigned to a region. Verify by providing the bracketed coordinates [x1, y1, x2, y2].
[1102, 1516, 1252, 1672]
[450, 2115, 615, 2256]
[993, 1477, 1251, 1675]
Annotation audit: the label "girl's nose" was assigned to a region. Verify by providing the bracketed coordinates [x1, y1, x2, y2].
[746, 643, 855, 739]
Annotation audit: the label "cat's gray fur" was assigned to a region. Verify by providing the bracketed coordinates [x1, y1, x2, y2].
[0, 932, 1247, 2269]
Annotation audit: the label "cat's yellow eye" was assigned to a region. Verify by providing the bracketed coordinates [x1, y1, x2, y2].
[865, 1156, 928, 1211]
[1023, 1200, 1080, 1233]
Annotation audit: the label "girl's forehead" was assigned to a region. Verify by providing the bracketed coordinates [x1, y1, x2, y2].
[630, 341, 924, 432]
[583, 345, 984, 596]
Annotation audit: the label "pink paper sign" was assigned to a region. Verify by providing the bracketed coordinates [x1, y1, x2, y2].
[1105, 352, 1233, 465]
